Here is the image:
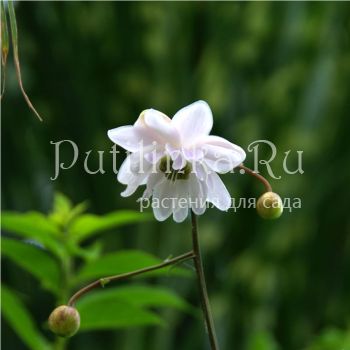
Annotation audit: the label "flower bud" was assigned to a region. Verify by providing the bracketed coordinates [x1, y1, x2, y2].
[257, 192, 283, 219]
[48, 305, 80, 337]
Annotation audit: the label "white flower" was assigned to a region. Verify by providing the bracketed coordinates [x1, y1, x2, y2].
[108, 100, 246, 223]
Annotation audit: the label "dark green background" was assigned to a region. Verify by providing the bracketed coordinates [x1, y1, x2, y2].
[2, 2, 350, 350]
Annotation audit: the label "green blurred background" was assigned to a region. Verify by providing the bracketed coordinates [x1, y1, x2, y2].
[2, 1, 350, 350]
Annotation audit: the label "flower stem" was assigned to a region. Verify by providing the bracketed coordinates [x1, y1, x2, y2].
[191, 211, 219, 350]
[68, 251, 195, 306]
[239, 164, 272, 192]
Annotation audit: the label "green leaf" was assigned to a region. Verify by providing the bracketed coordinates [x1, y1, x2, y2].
[1, 285, 51, 350]
[1, 211, 66, 260]
[49, 192, 87, 229]
[68, 210, 152, 243]
[48, 192, 72, 225]
[1, 211, 58, 235]
[77, 293, 163, 331]
[53, 192, 73, 212]
[78, 285, 193, 313]
[74, 250, 190, 284]
[66, 240, 102, 262]
[2, 238, 61, 295]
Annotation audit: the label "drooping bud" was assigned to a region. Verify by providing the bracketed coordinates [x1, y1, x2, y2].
[48, 305, 80, 337]
[257, 192, 283, 219]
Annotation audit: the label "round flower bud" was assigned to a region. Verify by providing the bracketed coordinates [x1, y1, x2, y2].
[257, 192, 283, 219]
[48, 305, 80, 337]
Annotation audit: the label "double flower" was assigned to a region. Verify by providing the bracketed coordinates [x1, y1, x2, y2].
[108, 101, 246, 222]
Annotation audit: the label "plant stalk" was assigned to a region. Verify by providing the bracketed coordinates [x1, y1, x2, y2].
[239, 164, 272, 192]
[68, 251, 195, 306]
[191, 211, 219, 350]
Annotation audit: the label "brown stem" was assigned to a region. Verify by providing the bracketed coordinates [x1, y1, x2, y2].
[191, 211, 219, 350]
[68, 251, 195, 307]
[239, 164, 272, 192]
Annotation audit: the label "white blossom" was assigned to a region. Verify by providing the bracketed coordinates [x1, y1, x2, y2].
[108, 101, 246, 222]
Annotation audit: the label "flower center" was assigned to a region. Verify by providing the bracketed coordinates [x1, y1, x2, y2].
[159, 156, 192, 181]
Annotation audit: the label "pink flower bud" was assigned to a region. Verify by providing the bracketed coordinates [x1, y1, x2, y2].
[48, 305, 80, 337]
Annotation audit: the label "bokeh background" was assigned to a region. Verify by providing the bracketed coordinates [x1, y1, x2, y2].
[2, 2, 350, 350]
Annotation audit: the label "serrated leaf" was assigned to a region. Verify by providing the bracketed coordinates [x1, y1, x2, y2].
[1, 211, 67, 260]
[68, 210, 152, 243]
[1, 285, 52, 350]
[74, 250, 190, 284]
[77, 295, 163, 331]
[2, 238, 61, 295]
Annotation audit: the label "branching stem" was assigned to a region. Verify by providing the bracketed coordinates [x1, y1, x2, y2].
[67, 214, 221, 350]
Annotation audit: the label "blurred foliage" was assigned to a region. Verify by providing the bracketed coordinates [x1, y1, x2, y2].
[304, 328, 350, 350]
[2, 193, 192, 350]
[1, 2, 350, 350]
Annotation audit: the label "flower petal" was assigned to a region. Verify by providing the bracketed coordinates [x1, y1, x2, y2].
[173, 205, 189, 223]
[118, 153, 153, 197]
[173, 181, 189, 223]
[118, 153, 152, 185]
[117, 155, 132, 185]
[141, 172, 164, 199]
[206, 172, 231, 211]
[165, 144, 186, 170]
[121, 184, 138, 197]
[134, 110, 147, 127]
[152, 179, 174, 221]
[192, 161, 210, 181]
[144, 149, 165, 164]
[189, 174, 207, 216]
[201, 135, 246, 173]
[108, 126, 154, 152]
[183, 147, 204, 161]
[172, 153, 186, 170]
[144, 109, 180, 146]
[172, 101, 213, 146]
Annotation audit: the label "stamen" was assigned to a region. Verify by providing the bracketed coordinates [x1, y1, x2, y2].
[159, 156, 192, 181]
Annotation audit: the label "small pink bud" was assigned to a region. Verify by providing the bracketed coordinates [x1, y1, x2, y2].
[48, 305, 80, 337]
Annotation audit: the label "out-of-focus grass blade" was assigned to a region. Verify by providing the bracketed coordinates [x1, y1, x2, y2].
[1, 285, 51, 350]
[7, 1, 43, 121]
[1, 1, 9, 98]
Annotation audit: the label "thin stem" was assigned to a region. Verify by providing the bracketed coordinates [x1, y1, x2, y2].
[239, 164, 272, 192]
[191, 211, 219, 350]
[68, 251, 195, 306]
[54, 254, 72, 350]
[54, 337, 67, 350]
[7, 1, 43, 121]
